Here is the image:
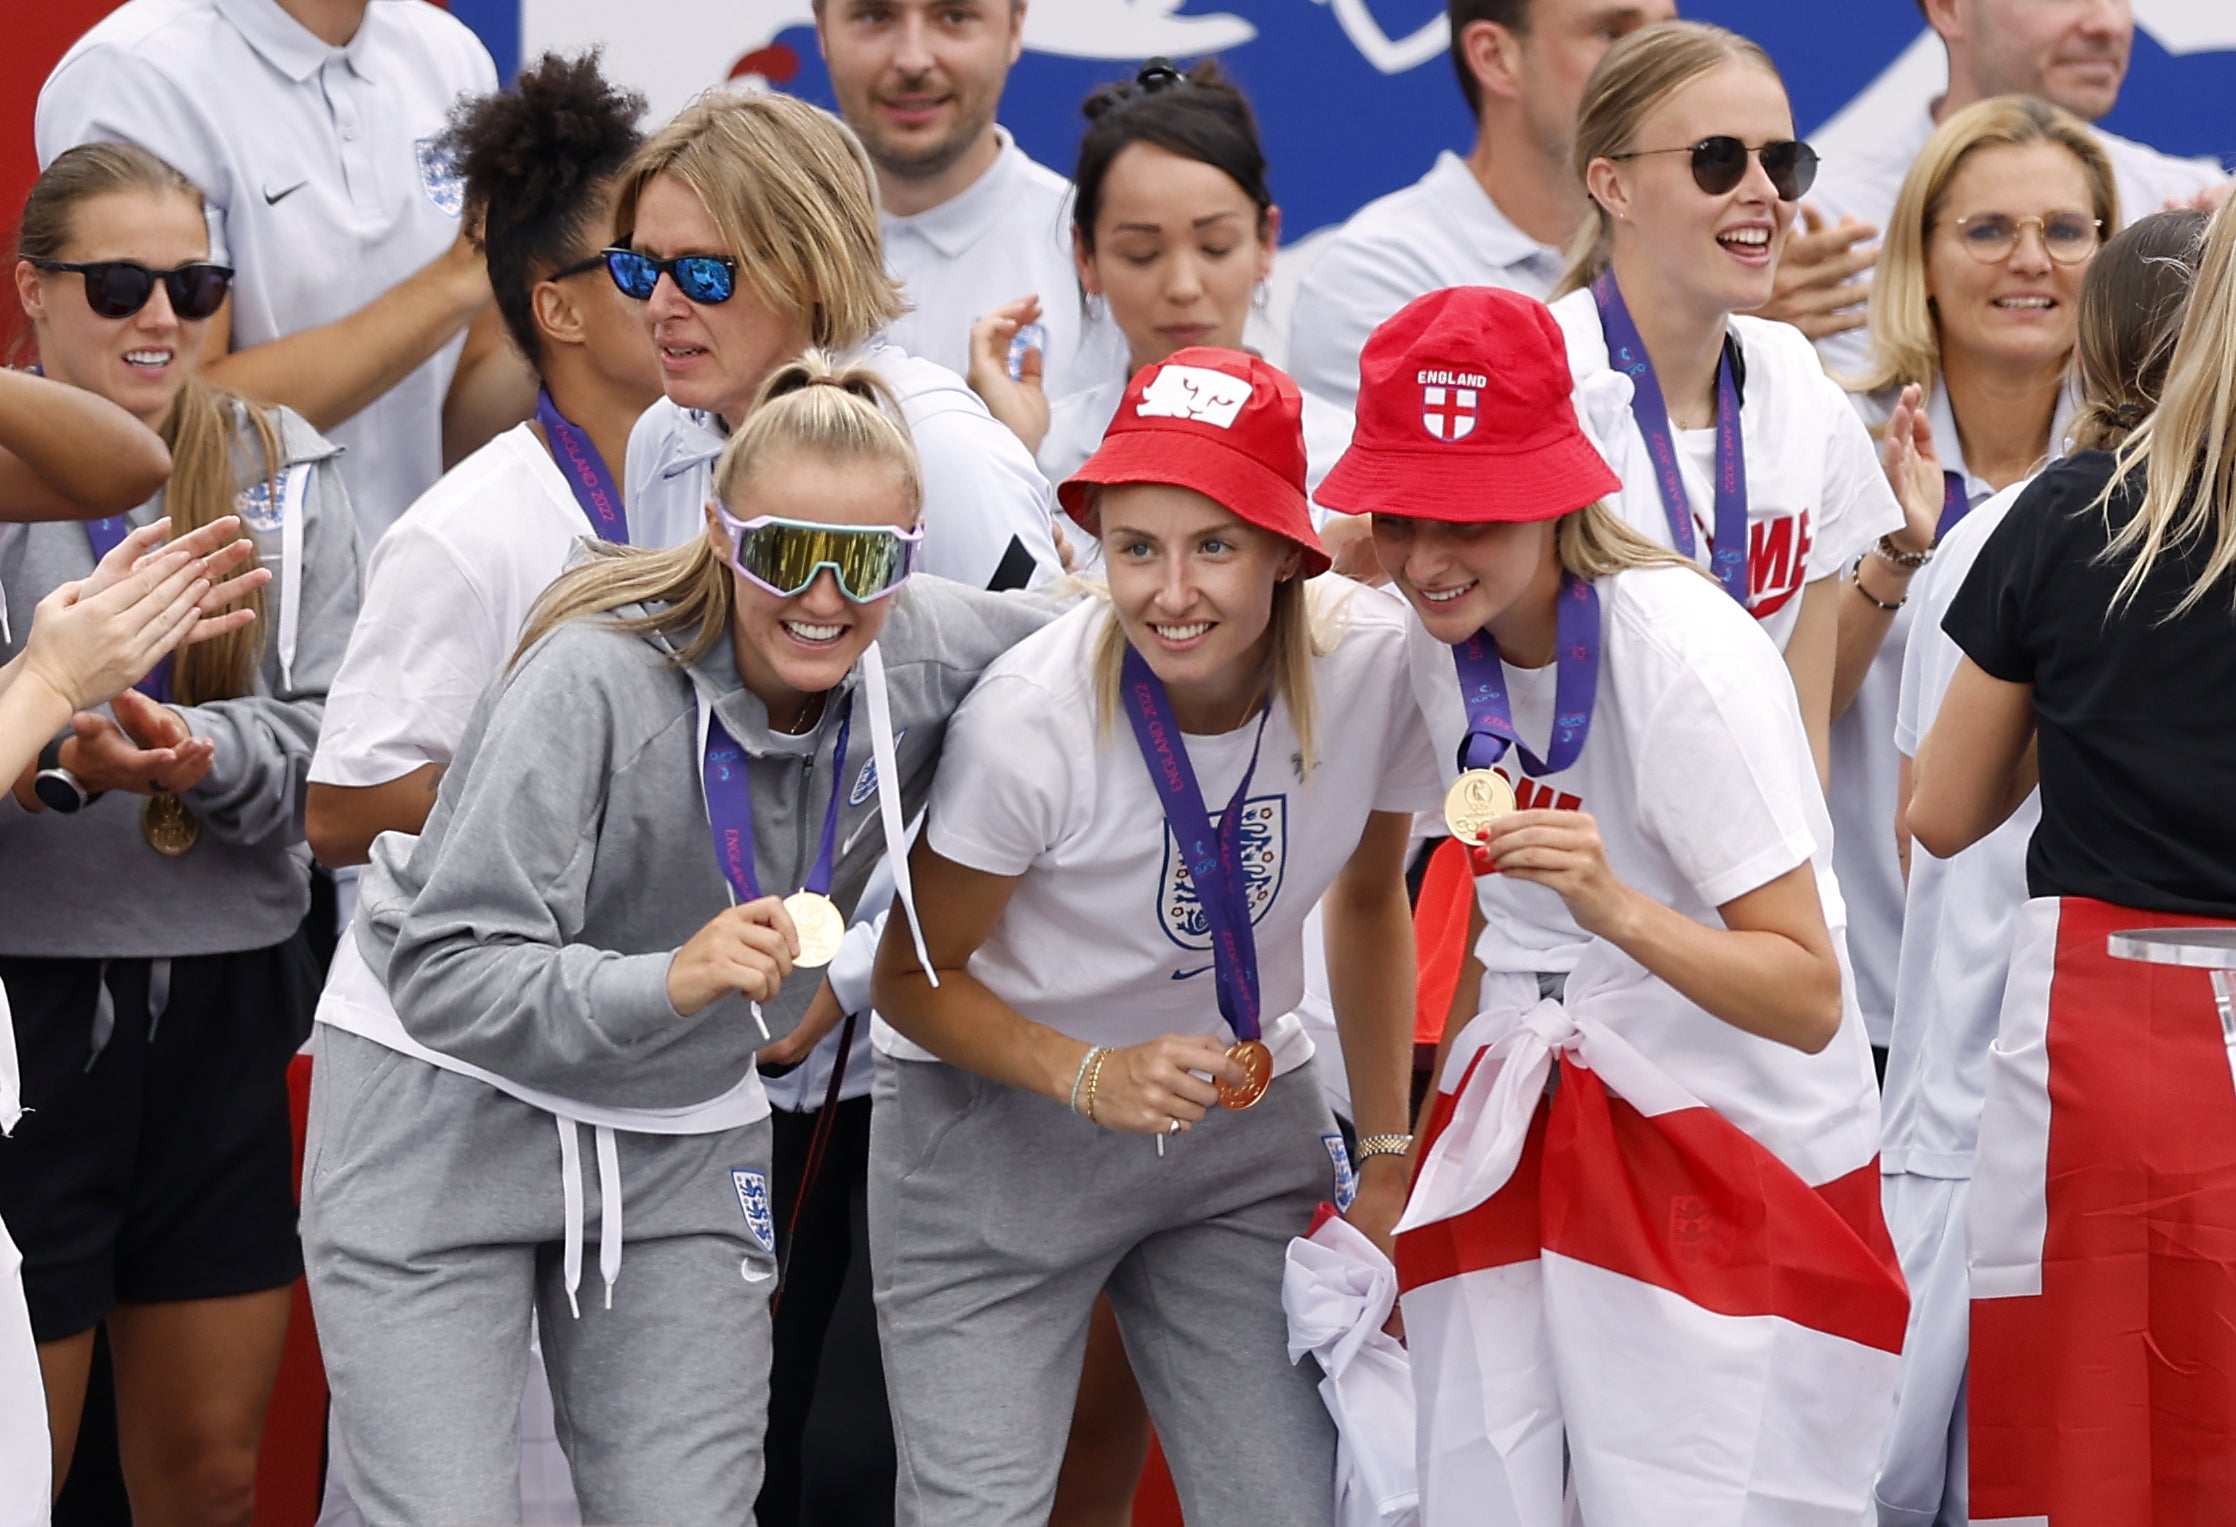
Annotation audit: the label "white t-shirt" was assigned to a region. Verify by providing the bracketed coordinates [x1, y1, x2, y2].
[1828, 381, 2071, 1047]
[1883, 479, 2037, 1178]
[1551, 292, 1905, 653]
[309, 424, 591, 791]
[880, 129, 1127, 403]
[1038, 373, 1357, 566]
[1808, 103, 2228, 379]
[624, 342, 1062, 593]
[37, 0, 498, 542]
[880, 581, 1444, 1072]
[1407, 564, 1878, 1178]
[1286, 151, 1566, 411]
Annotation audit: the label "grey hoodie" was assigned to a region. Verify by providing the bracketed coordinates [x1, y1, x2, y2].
[0, 405, 363, 957]
[356, 573, 1054, 1113]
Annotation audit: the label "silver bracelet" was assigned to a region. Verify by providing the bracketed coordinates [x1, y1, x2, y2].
[1355, 1132, 1415, 1162]
[1068, 1045, 1109, 1116]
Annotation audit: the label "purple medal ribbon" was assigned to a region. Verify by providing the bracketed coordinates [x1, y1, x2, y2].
[1449, 574, 1602, 778]
[1119, 647, 1274, 1044]
[536, 389, 629, 545]
[83, 516, 171, 703]
[1592, 271, 1749, 606]
[703, 704, 853, 903]
[1935, 470, 1970, 543]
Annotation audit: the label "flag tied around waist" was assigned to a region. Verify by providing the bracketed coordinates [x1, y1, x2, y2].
[1394, 997, 1907, 1526]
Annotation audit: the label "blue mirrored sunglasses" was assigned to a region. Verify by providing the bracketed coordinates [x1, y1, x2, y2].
[603, 248, 738, 304]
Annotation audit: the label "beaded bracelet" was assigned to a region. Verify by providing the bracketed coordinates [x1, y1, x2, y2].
[1874, 533, 1934, 569]
[1068, 1045, 1109, 1116]
[1355, 1132, 1415, 1162]
[1081, 1047, 1112, 1123]
[1850, 554, 1905, 612]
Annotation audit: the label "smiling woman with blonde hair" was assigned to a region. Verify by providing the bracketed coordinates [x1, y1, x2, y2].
[1827, 94, 2117, 1072]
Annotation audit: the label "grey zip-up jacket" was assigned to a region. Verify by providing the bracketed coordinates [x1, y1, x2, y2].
[0, 405, 363, 957]
[357, 574, 1055, 1112]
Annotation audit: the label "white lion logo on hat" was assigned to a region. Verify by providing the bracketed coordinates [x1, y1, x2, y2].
[1137, 364, 1252, 429]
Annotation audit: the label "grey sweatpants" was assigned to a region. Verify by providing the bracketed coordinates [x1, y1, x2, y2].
[301, 1027, 777, 1527]
[869, 1055, 1343, 1527]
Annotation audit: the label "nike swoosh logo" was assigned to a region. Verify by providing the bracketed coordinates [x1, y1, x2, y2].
[263, 181, 308, 205]
[1170, 964, 1213, 981]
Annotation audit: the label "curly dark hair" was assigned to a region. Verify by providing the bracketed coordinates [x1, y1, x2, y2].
[438, 50, 646, 367]
[1071, 57, 1272, 258]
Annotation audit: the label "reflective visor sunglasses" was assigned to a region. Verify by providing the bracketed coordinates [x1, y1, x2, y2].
[1607, 137, 1819, 202]
[713, 504, 925, 603]
[31, 259, 234, 320]
[603, 247, 738, 304]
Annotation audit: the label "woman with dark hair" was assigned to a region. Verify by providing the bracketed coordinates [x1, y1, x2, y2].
[1875, 207, 2208, 1527]
[1, 139, 359, 1517]
[968, 59, 1369, 580]
[1911, 192, 2236, 1521]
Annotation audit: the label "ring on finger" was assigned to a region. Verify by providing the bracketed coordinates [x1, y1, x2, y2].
[1166, 1118, 1181, 1135]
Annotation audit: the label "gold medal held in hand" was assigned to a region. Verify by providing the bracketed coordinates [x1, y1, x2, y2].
[1216, 1038, 1273, 1110]
[781, 890, 846, 969]
[142, 793, 201, 857]
[1443, 768, 1516, 841]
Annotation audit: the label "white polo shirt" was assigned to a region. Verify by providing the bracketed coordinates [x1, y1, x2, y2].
[1827, 381, 2072, 1048]
[1286, 151, 1566, 411]
[624, 341, 1062, 594]
[880, 128, 1127, 401]
[1550, 292, 1904, 655]
[1884, 479, 2037, 1178]
[1808, 104, 2228, 379]
[36, 0, 497, 544]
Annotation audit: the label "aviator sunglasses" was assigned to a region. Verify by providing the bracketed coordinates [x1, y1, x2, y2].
[712, 502, 925, 604]
[31, 259, 234, 321]
[604, 247, 738, 305]
[1606, 136, 1819, 202]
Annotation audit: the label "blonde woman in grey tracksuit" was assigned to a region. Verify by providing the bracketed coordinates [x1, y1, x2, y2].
[301, 354, 1051, 1526]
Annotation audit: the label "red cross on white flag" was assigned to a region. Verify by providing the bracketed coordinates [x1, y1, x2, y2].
[1423, 385, 1477, 441]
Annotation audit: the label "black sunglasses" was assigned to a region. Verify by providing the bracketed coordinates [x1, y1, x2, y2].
[602, 247, 738, 305]
[31, 259, 234, 321]
[1606, 137, 1819, 202]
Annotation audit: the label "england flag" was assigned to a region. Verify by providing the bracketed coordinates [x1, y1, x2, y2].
[1395, 987, 1906, 1525]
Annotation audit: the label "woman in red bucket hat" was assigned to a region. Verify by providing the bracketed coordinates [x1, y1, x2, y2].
[1317, 284, 1902, 1525]
[867, 346, 1442, 1527]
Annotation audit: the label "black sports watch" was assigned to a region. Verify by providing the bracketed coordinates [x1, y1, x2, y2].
[31, 735, 97, 815]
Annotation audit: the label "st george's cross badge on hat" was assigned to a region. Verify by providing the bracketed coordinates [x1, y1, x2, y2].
[1421, 370, 1482, 441]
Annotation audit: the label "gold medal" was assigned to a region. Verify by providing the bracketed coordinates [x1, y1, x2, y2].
[781, 890, 846, 969]
[1216, 1038, 1273, 1111]
[142, 793, 200, 857]
[1443, 768, 1516, 842]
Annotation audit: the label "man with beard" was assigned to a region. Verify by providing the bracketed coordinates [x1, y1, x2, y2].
[1286, 0, 1675, 409]
[817, 0, 1124, 402]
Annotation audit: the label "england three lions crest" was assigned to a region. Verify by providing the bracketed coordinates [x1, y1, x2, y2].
[1158, 795, 1286, 951]
[415, 137, 466, 218]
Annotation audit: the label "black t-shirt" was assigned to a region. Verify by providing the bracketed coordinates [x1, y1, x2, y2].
[1944, 449, 2236, 918]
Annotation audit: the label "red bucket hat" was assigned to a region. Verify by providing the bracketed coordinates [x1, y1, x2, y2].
[1059, 348, 1331, 577]
[1315, 286, 1620, 523]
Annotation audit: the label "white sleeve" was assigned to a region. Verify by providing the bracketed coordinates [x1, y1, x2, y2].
[1631, 639, 1820, 908]
[308, 518, 505, 786]
[910, 400, 1062, 592]
[1893, 551, 1973, 760]
[922, 674, 1075, 877]
[1807, 378, 1904, 578]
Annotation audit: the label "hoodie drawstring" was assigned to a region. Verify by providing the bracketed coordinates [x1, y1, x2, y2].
[556, 1117, 626, 1316]
[860, 641, 937, 989]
